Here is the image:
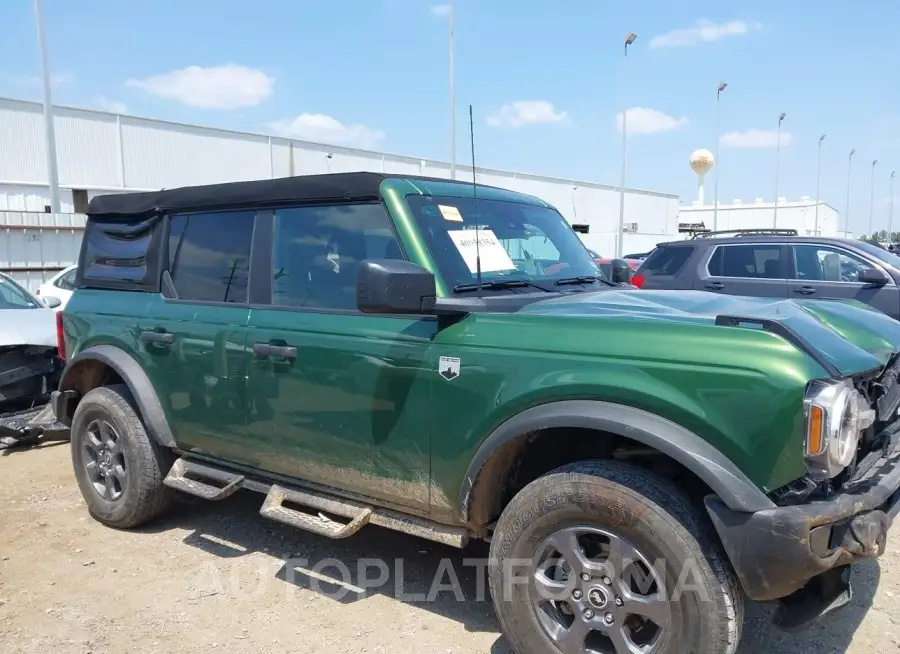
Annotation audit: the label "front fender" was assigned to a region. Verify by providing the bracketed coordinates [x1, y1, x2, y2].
[57, 344, 175, 448]
[460, 400, 776, 518]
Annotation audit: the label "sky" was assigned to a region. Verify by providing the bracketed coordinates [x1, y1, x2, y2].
[1, 0, 899, 236]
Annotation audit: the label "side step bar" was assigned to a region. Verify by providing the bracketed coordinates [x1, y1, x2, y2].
[163, 457, 469, 548]
[163, 458, 245, 501]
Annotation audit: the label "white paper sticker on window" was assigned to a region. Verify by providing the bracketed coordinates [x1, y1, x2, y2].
[438, 204, 464, 222]
[447, 229, 517, 273]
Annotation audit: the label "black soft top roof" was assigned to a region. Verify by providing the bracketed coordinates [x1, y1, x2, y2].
[87, 172, 455, 218]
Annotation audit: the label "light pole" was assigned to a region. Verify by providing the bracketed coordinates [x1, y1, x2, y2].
[448, 0, 456, 180]
[890, 171, 896, 243]
[712, 81, 727, 231]
[773, 112, 786, 227]
[615, 32, 637, 259]
[815, 134, 825, 235]
[869, 159, 878, 239]
[845, 149, 855, 235]
[33, 0, 60, 213]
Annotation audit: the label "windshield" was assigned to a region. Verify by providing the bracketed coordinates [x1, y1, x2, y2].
[0, 274, 40, 309]
[405, 195, 602, 291]
[853, 240, 900, 269]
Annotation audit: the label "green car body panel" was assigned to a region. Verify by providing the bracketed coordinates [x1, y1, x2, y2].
[60, 174, 900, 530]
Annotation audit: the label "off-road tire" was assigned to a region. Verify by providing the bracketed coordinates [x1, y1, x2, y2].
[70, 384, 175, 528]
[488, 460, 744, 654]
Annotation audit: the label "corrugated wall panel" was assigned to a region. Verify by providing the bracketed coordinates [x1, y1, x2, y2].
[0, 186, 74, 212]
[0, 98, 45, 182]
[54, 107, 121, 187]
[0, 212, 85, 290]
[121, 117, 271, 188]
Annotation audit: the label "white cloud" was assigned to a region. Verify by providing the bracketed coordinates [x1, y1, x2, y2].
[616, 107, 688, 135]
[649, 19, 761, 49]
[486, 100, 570, 129]
[268, 113, 386, 148]
[431, 4, 450, 17]
[125, 64, 274, 110]
[96, 97, 127, 114]
[721, 129, 793, 148]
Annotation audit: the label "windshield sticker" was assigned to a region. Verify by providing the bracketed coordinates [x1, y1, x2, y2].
[439, 356, 460, 381]
[438, 204, 464, 222]
[447, 229, 517, 273]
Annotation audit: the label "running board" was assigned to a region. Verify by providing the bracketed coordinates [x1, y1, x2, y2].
[261, 485, 373, 539]
[164, 457, 469, 548]
[163, 458, 245, 501]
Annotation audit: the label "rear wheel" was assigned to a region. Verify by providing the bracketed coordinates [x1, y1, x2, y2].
[488, 460, 743, 654]
[70, 384, 175, 528]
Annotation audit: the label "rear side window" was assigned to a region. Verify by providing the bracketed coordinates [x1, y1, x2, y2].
[639, 246, 694, 276]
[78, 215, 164, 291]
[167, 211, 255, 303]
[708, 244, 783, 279]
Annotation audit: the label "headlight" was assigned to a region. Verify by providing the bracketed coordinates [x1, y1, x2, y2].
[804, 380, 863, 480]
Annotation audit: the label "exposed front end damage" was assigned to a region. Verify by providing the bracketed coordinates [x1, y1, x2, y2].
[0, 344, 65, 450]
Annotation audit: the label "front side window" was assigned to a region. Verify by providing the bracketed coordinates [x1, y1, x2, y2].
[0, 274, 40, 309]
[793, 244, 871, 283]
[270, 203, 405, 310]
[167, 211, 255, 303]
[404, 195, 599, 291]
[708, 244, 783, 279]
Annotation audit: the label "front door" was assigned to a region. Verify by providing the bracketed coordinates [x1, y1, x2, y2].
[244, 202, 436, 512]
[137, 209, 255, 462]
[698, 242, 789, 299]
[787, 243, 900, 317]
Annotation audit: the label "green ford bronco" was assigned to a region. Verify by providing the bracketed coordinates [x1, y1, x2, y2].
[53, 172, 900, 653]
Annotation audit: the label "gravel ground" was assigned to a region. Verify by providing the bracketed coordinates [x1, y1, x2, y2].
[1, 442, 899, 653]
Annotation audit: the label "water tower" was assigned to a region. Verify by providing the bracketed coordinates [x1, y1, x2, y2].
[690, 148, 715, 205]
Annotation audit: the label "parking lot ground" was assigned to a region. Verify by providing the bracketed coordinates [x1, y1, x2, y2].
[2, 442, 900, 653]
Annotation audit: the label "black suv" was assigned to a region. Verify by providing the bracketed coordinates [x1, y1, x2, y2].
[634, 229, 900, 319]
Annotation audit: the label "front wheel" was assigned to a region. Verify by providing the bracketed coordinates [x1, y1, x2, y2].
[488, 460, 744, 654]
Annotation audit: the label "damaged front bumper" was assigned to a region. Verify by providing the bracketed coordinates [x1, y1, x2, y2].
[706, 436, 900, 624]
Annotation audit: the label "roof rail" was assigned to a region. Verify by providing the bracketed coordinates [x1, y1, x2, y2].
[691, 228, 799, 239]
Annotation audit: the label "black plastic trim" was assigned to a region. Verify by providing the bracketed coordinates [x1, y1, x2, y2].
[249, 209, 274, 305]
[460, 400, 775, 518]
[714, 314, 842, 377]
[57, 344, 176, 448]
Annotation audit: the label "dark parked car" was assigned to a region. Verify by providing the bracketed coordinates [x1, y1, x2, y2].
[634, 229, 900, 320]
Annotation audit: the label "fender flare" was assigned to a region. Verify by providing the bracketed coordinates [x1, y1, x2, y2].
[460, 400, 776, 517]
[58, 344, 176, 448]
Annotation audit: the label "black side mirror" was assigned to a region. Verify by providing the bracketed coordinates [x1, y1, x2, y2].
[859, 267, 889, 286]
[357, 259, 437, 314]
[611, 259, 633, 284]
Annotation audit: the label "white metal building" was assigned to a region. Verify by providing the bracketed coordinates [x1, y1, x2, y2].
[677, 197, 843, 238]
[0, 96, 681, 290]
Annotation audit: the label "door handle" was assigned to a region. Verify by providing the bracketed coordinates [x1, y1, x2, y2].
[140, 330, 174, 344]
[253, 342, 298, 360]
[794, 286, 817, 295]
[705, 281, 725, 290]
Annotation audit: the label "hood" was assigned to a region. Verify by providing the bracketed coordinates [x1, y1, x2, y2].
[0, 307, 57, 348]
[520, 289, 900, 378]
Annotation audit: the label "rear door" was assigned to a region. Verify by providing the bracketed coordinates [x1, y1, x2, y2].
[697, 242, 789, 298]
[634, 245, 696, 289]
[787, 242, 900, 318]
[137, 209, 255, 462]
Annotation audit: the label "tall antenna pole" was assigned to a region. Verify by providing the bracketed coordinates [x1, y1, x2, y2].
[449, 0, 456, 180]
[869, 159, 878, 239]
[615, 32, 637, 259]
[34, 0, 60, 213]
[845, 149, 855, 235]
[815, 134, 825, 235]
[773, 112, 786, 227]
[713, 82, 727, 231]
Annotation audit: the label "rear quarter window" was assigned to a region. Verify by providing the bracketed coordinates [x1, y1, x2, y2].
[77, 215, 164, 292]
[638, 246, 694, 276]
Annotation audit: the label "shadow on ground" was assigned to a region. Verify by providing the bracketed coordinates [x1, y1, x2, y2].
[138, 490, 878, 653]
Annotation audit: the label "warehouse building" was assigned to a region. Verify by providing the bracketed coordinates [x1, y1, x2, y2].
[0, 96, 680, 290]
[678, 197, 844, 238]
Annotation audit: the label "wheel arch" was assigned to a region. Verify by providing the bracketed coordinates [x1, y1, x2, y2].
[460, 400, 775, 526]
[56, 344, 176, 448]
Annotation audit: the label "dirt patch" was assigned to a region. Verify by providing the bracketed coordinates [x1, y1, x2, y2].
[1, 444, 899, 653]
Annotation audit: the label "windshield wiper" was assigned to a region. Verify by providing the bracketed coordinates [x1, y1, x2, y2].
[452, 279, 554, 293]
[555, 275, 618, 288]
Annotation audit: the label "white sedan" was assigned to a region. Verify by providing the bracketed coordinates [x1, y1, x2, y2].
[35, 265, 77, 311]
